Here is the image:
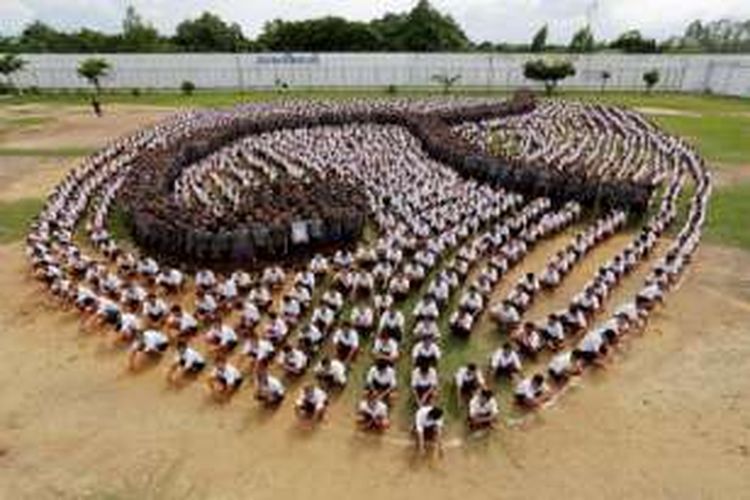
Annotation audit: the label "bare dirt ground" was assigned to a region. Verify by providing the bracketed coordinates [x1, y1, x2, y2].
[0, 105, 748, 499]
[0, 104, 173, 151]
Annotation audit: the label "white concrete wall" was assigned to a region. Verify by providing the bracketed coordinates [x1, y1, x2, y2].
[11, 52, 750, 97]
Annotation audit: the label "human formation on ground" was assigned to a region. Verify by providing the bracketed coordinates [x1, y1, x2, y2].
[26, 95, 712, 454]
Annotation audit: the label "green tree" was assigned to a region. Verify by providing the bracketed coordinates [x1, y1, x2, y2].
[569, 26, 595, 53]
[174, 12, 246, 52]
[0, 54, 27, 93]
[523, 59, 576, 96]
[530, 25, 548, 52]
[121, 5, 163, 52]
[431, 72, 461, 94]
[643, 69, 660, 93]
[372, 0, 470, 51]
[610, 30, 658, 53]
[77, 57, 111, 115]
[257, 17, 382, 51]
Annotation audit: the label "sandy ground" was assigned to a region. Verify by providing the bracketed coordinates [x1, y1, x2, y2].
[0, 104, 173, 151]
[0, 240, 748, 499]
[634, 107, 702, 118]
[0, 104, 748, 499]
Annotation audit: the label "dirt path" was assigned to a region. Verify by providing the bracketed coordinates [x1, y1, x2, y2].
[1, 240, 748, 499]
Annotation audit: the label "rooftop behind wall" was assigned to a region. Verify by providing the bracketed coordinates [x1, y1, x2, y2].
[12, 53, 750, 97]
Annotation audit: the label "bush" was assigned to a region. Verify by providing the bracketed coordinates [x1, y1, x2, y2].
[643, 69, 660, 93]
[0, 81, 16, 95]
[27, 86, 41, 95]
[130, 87, 141, 97]
[386, 84, 398, 95]
[523, 59, 576, 96]
[181, 80, 196, 96]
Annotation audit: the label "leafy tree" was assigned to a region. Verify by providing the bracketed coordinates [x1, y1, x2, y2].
[610, 30, 658, 53]
[371, 0, 470, 51]
[257, 17, 382, 51]
[0, 54, 27, 93]
[523, 59, 576, 96]
[643, 69, 660, 93]
[431, 73, 461, 94]
[600, 70, 611, 93]
[530, 25, 548, 52]
[77, 57, 111, 115]
[121, 5, 164, 52]
[181, 80, 196, 95]
[569, 26, 595, 53]
[174, 12, 247, 52]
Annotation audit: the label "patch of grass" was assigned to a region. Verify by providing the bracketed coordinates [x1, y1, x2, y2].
[706, 182, 750, 250]
[654, 114, 750, 165]
[0, 147, 95, 157]
[0, 198, 44, 243]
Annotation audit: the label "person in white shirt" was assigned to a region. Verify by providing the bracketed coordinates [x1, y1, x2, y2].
[357, 392, 390, 431]
[411, 364, 439, 406]
[514, 373, 549, 408]
[372, 330, 399, 363]
[299, 323, 325, 353]
[636, 282, 664, 311]
[314, 356, 348, 389]
[414, 406, 444, 455]
[332, 323, 360, 362]
[210, 356, 243, 396]
[468, 389, 499, 430]
[411, 337, 441, 367]
[280, 344, 309, 377]
[167, 340, 206, 382]
[547, 349, 584, 383]
[578, 327, 617, 364]
[205, 321, 238, 354]
[255, 369, 285, 407]
[366, 359, 398, 400]
[455, 363, 485, 400]
[166, 304, 198, 339]
[490, 343, 522, 378]
[143, 293, 168, 324]
[128, 329, 169, 370]
[242, 333, 276, 369]
[295, 384, 328, 421]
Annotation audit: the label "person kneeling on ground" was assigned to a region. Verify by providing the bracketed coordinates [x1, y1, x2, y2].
[255, 369, 285, 407]
[414, 405, 444, 455]
[514, 373, 550, 408]
[209, 356, 243, 397]
[468, 388, 499, 430]
[295, 384, 328, 422]
[128, 329, 169, 370]
[167, 340, 206, 383]
[357, 391, 390, 432]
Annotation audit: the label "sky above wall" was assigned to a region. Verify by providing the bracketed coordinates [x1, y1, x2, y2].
[2, 0, 749, 43]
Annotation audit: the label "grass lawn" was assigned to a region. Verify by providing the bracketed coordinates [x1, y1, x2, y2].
[0, 198, 44, 243]
[706, 182, 750, 249]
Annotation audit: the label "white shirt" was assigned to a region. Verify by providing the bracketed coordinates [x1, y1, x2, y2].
[414, 406, 443, 434]
[469, 394, 499, 419]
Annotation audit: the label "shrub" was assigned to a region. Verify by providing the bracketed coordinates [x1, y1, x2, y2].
[181, 80, 196, 96]
[523, 59, 576, 96]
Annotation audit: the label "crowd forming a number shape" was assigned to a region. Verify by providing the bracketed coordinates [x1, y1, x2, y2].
[26, 96, 712, 454]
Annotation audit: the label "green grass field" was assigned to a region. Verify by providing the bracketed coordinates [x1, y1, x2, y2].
[0, 90, 747, 250]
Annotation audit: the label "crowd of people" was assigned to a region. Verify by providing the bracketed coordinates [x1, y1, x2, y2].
[24, 96, 711, 454]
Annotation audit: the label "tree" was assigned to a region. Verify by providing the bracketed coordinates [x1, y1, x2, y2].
[121, 5, 163, 52]
[600, 70, 611, 93]
[431, 73, 461, 94]
[174, 12, 247, 52]
[0, 54, 27, 93]
[257, 17, 382, 51]
[181, 80, 196, 95]
[523, 59, 576, 96]
[569, 26, 595, 53]
[530, 25, 548, 52]
[643, 69, 660, 93]
[77, 57, 111, 116]
[371, 0, 470, 51]
[610, 30, 658, 53]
